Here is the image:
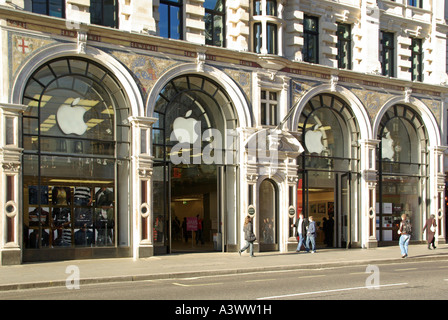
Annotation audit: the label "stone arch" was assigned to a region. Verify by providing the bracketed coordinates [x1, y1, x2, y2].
[145, 63, 253, 128]
[11, 43, 144, 118]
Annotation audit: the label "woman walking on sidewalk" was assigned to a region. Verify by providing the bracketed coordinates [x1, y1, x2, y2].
[423, 214, 437, 250]
[398, 214, 412, 258]
[239, 216, 256, 257]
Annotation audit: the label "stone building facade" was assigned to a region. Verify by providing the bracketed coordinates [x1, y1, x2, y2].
[0, 0, 447, 264]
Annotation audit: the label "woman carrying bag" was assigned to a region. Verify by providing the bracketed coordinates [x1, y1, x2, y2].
[239, 216, 256, 257]
[423, 214, 437, 250]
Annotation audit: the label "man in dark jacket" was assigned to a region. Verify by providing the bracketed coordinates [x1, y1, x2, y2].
[306, 216, 317, 253]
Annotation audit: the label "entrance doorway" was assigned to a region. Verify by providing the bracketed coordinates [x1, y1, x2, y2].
[259, 179, 278, 251]
[170, 164, 218, 252]
[301, 170, 353, 249]
[153, 164, 220, 254]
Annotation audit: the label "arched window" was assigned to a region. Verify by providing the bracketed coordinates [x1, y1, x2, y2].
[22, 57, 130, 252]
[259, 179, 278, 250]
[151, 75, 237, 248]
[296, 93, 360, 248]
[377, 104, 428, 241]
[298, 93, 360, 171]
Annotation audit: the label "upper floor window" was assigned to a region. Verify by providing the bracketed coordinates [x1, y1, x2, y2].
[32, 0, 65, 18]
[252, 0, 280, 55]
[380, 31, 395, 77]
[408, 0, 422, 8]
[254, 0, 276, 16]
[90, 0, 118, 28]
[205, 0, 225, 47]
[159, 0, 183, 40]
[337, 23, 351, 70]
[266, 0, 277, 16]
[303, 15, 319, 64]
[260, 90, 278, 126]
[411, 38, 423, 81]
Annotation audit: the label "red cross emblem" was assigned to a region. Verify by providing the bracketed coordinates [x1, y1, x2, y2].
[17, 38, 29, 54]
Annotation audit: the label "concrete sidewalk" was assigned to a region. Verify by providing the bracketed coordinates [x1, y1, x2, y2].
[1, 244, 447, 291]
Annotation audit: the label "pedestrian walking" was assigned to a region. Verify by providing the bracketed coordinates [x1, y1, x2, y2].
[291, 213, 308, 253]
[398, 213, 412, 258]
[423, 214, 437, 250]
[305, 216, 317, 253]
[239, 216, 256, 257]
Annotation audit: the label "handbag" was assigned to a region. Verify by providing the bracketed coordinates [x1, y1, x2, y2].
[430, 224, 436, 233]
[249, 233, 257, 242]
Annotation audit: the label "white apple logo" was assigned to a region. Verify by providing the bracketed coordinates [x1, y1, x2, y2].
[304, 125, 325, 154]
[56, 97, 88, 136]
[381, 131, 394, 160]
[172, 110, 199, 144]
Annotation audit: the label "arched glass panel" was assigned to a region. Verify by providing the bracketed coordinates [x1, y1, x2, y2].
[297, 93, 360, 248]
[298, 93, 359, 172]
[377, 104, 428, 242]
[153, 75, 237, 163]
[22, 57, 130, 251]
[152, 75, 237, 247]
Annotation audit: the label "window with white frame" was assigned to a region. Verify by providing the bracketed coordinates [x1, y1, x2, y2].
[252, 0, 280, 55]
[260, 90, 278, 126]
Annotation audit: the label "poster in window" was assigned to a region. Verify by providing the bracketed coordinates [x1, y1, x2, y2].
[28, 185, 49, 205]
[94, 187, 114, 207]
[28, 207, 50, 227]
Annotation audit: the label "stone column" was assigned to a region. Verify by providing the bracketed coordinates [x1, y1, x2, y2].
[129, 116, 157, 259]
[0, 103, 27, 265]
[360, 139, 380, 248]
[430, 146, 447, 244]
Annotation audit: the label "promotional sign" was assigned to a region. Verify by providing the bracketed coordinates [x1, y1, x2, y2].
[186, 217, 198, 231]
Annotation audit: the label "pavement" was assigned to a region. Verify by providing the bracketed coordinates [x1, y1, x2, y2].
[1, 243, 448, 292]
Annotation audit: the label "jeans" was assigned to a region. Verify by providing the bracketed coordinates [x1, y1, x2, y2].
[240, 240, 254, 256]
[399, 234, 411, 256]
[306, 233, 316, 252]
[296, 233, 304, 251]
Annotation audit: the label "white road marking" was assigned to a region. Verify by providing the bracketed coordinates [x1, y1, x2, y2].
[257, 283, 408, 300]
[298, 275, 326, 279]
[246, 279, 276, 283]
[172, 282, 222, 287]
[394, 268, 418, 271]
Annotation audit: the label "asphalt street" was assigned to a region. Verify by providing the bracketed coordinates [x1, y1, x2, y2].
[2, 258, 447, 301]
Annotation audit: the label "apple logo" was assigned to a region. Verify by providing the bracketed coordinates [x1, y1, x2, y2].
[304, 125, 325, 154]
[381, 131, 394, 160]
[172, 110, 199, 144]
[56, 97, 88, 136]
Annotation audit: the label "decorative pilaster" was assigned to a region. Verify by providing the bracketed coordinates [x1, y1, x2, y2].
[129, 116, 157, 259]
[283, 0, 303, 61]
[430, 146, 447, 244]
[0, 103, 27, 265]
[226, 0, 250, 51]
[360, 139, 380, 248]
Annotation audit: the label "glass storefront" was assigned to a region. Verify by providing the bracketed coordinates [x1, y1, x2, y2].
[22, 57, 130, 252]
[152, 75, 237, 253]
[297, 93, 360, 248]
[377, 105, 428, 242]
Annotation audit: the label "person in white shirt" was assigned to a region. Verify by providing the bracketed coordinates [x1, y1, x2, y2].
[291, 213, 308, 253]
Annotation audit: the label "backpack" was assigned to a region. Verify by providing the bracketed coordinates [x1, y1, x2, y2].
[401, 220, 412, 235]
